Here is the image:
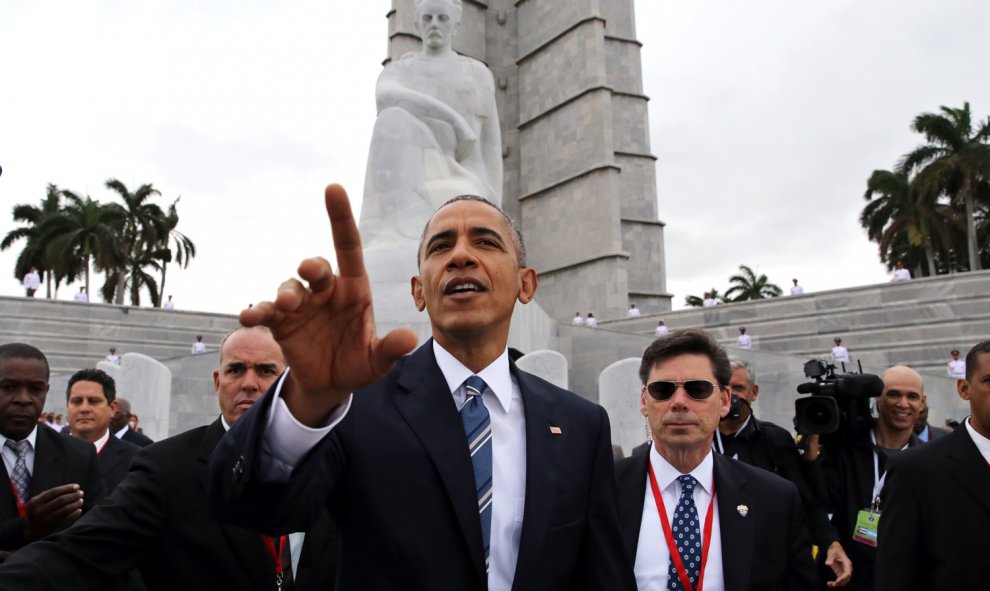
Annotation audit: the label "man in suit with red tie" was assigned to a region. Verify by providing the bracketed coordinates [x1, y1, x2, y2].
[615, 329, 818, 590]
[875, 340, 990, 590]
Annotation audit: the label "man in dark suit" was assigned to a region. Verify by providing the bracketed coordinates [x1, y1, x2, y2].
[0, 327, 337, 589]
[65, 368, 140, 493]
[875, 340, 990, 591]
[0, 343, 105, 554]
[615, 329, 817, 590]
[111, 398, 154, 448]
[208, 185, 634, 590]
[913, 403, 949, 442]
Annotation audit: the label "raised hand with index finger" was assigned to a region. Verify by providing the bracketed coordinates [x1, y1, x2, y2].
[240, 184, 418, 426]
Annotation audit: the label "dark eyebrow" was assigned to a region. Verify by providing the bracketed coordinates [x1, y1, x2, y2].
[424, 229, 456, 253]
[469, 226, 505, 243]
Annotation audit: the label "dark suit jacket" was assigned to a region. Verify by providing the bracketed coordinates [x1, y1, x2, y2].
[209, 340, 635, 591]
[875, 425, 990, 591]
[0, 424, 105, 551]
[615, 442, 818, 591]
[805, 427, 921, 590]
[121, 427, 154, 448]
[0, 419, 338, 591]
[97, 432, 140, 493]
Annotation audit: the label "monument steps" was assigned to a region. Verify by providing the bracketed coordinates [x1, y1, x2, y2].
[0, 296, 238, 375]
[595, 270, 990, 381]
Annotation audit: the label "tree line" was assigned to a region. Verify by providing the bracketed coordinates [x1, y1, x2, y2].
[860, 101, 990, 275]
[2, 179, 196, 307]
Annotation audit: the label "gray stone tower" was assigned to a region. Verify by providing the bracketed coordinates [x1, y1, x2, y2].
[385, 0, 671, 320]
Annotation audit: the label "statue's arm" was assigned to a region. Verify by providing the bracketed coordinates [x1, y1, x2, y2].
[376, 73, 476, 155]
[477, 67, 503, 197]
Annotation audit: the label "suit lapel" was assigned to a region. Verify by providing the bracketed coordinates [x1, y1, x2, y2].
[99, 436, 124, 481]
[616, 446, 650, 560]
[30, 427, 65, 494]
[944, 426, 990, 515]
[0, 454, 15, 519]
[392, 342, 488, 587]
[512, 367, 567, 586]
[199, 420, 272, 591]
[713, 454, 754, 591]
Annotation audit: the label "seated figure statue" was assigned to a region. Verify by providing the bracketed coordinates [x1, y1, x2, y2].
[360, 0, 503, 323]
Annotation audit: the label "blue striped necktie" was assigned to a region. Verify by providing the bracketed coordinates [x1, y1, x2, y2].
[461, 375, 493, 570]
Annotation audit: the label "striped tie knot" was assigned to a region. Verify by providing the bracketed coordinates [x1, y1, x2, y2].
[465, 375, 488, 398]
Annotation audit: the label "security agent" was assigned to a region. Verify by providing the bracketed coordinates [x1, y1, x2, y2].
[714, 359, 852, 587]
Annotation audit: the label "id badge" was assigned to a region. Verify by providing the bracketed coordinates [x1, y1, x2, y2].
[853, 509, 880, 547]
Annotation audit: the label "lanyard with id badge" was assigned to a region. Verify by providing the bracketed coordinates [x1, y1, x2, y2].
[853, 432, 899, 548]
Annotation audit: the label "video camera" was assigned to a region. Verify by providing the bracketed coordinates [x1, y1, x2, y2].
[794, 359, 883, 435]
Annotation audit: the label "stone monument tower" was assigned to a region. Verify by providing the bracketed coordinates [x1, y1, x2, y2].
[383, 0, 671, 321]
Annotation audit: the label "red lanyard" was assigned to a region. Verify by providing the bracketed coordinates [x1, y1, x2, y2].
[262, 535, 288, 589]
[8, 479, 27, 517]
[647, 463, 716, 591]
[96, 436, 110, 456]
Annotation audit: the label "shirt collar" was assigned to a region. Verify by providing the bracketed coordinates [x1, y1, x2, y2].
[649, 443, 715, 496]
[92, 428, 111, 452]
[432, 340, 513, 413]
[114, 425, 129, 439]
[221, 415, 232, 432]
[965, 417, 990, 464]
[0, 425, 39, 450]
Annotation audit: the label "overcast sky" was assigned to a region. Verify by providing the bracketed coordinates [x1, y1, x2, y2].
[2, 0, 988, 317]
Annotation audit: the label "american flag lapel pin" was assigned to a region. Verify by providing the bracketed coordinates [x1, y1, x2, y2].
[549, 425, 562, 435]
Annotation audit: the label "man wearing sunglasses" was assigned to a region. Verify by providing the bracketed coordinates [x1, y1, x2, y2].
[615, 329, 817, 590]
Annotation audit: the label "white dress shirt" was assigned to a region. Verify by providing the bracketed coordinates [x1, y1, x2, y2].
[655, 325, 669, 337]
[831, 345, 850, 363]
[736, 334, 752, 349]
[948, 359, 966, 379]
[790, 285, 804, 295]
[965, 417, 990, 465]
[0, 426, 39, 479]
[260, 341, 527, 591]
[89, 429, 111, 453]
[635, 446, 724, 591]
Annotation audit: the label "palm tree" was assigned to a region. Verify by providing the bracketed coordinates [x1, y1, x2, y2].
[899, 102, 990, 271]
[103, 179, 168, 304]
[725, 265, 782, 301]
[1, 184, 64, 298]
[860, 169, 959, 276]
[154, 197, 196, 306]
[39, 192, 123, 297]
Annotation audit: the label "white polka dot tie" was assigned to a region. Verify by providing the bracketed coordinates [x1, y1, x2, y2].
[667, 474, 701, 591]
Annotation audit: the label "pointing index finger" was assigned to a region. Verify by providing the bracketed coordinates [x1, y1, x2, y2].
[324, 184, 365, 279]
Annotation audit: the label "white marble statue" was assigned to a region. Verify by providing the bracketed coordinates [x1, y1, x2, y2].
[360, 0, 503, 326]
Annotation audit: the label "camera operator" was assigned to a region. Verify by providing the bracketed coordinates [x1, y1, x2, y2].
[802, 365, 925, 591]
[715, 359, 853, 588]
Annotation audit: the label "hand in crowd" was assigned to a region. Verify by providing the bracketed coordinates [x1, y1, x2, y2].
[23, 483, 85, 542]
[825, 541, 853, 587]
[239, 184, 418, 426]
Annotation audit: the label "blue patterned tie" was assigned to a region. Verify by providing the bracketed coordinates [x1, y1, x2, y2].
[668, 475, 702, 591]
[461, 375, 493, 570]
[5, 439, 31, 502]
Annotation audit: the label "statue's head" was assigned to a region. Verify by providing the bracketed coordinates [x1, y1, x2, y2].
[414, 0, 462, 51]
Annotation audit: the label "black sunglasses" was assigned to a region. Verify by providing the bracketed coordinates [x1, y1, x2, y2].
[645, 380, 720, 401]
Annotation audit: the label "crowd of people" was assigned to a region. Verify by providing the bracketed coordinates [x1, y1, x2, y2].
[2, 184, 985, 591]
